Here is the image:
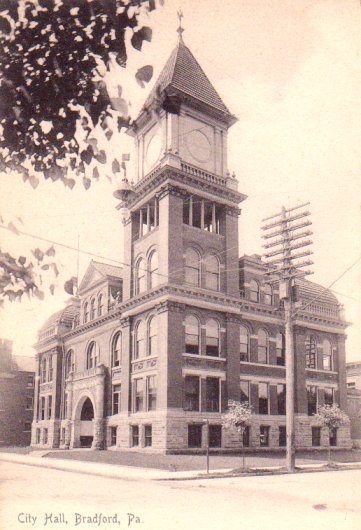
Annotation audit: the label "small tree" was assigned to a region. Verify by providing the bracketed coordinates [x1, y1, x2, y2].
[313, 404, 349, 465]
[222, 399, 252, 469]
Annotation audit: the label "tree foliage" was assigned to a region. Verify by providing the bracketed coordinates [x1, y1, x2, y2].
[222, 400, 252, 433]
[313, 404, 349, 431]
[0, 0, 160, 303]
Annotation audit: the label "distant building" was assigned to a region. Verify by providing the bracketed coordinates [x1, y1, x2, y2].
[0, 339, 35, 446]
[31, 31, 351, 453]
[346, 361, 361, 447]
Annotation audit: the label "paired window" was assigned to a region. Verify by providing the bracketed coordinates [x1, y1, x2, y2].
[306, 336, 317, 368]
[249, 280, 260, 302]
[137, 198, 159, 239]
[134, 317, 157, 359]
[183, 195, 221, 234]
[183, 376, 221, 412]
[112, 384, 121, 415]
[240, 325, 249, 362]
[133, 376, 157, 412]
[134, 251, 159, 295]
[257, 329, 268, 363]
[323, 339, 333, 371]
[86, 341, 98, 370]
[112, 332, 122, 367]
[184, 316, 220, 357]
[65, 350, 74, 378]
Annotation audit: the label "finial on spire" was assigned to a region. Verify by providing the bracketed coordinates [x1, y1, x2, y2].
[177, 9, 184, 41]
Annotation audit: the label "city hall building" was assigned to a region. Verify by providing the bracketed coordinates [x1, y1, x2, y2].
[31, 33, 351, 452]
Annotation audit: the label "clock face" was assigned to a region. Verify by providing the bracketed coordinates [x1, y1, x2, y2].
[146, 133, 162, 168]
[185, 129, 211, 163]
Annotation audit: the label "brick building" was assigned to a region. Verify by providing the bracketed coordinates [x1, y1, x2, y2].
[31, 34, 351, 452]
[346, 361, 361, 447]
[0, 339, 35, 446]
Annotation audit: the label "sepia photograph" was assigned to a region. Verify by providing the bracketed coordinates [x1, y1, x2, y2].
[0, 0, 360, 529]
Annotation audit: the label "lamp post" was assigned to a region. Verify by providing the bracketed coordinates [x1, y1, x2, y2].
[203, 419, 210, 474]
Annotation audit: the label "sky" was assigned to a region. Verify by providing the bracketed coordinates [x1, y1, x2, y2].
[0, 0, 360, 360]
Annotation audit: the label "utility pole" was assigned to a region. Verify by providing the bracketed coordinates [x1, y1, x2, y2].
[261, 203, 313, 472]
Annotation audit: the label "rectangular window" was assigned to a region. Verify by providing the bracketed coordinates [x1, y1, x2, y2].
[184, 376, 200, 411]
[63, 393, 68, 419]
[144, 425, 152, 447]
[240, 381, 250, 404]
[323, 352, 332, 371]
[206, 377, 220, 412]
[61, 427, 66, 444]
[48, 356, 53, 382]
[260, 426, 270, 447]
[192, 199, 202, 228]
[26, 395, 34, 410]
[279, 426, 286, 447]
[188, 424, 202, 448]
[324, 388, 334, 406]
[134, 379, 144, 412]
[110, 427, 117, 446]
[330, 428, 337, 447]
[312, 426, 321, 447]
[43, 428, 48, 444]
[131, 425, 139, 447]
[112, 384, 121, 415]
[47, 395, 52, 419]
[259, 383, 269, 415]
[277, 384, 286, 415]
[185, 328, 199, 355]
[243, 425, 250, 447]
[276, 334, 285, 366]
[147, 376, 157, 411]
[209, 425, 222, 448]
[183, 197, 190, 225]
[24, 422, 31, 432]
[307, 386, 317, 416]
[36, 428, 40, 444]
[27, 374, 34, 387]
[40, 397, 45, 420]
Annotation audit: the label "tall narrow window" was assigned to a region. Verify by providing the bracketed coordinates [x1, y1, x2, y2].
[240, 380, 250, 404]
[147, 375, 157, 411]
[185, 248, 200, 286]
[48, 355, 53, 382]
[47, 395, 52, 419]
[144, 425, 152, 447]
[148, 250, 159, 289]
[86, 341, 97, 369]
[134, 321, 145, 359]
[183, 376, 200, 411]
[134, 379, 144, 412]
[240, 325, 249, 362]
[112, 332, 121, 367]
[324, 387, 334, 406]
[206, 377, 220, 412]
[84, 302, 89, 323]
[323, 339, 333, 371]
[260, 426, 270, 447]
[276, 332, 285, 366]
[40, 397, 45, 420]
[147, 316, 157, 356]
[307, 386, 317, 416]
[132, 425, 139, 447]
[90, 298, 96, 320]
[257, 329, 268, 363]
[185, 315, 200, 355]
[259, 383, 269, 414]
[205, 255, 220, 291]
[263, 284, 272, 305]
[205, 319, 220, 356]
[97, 294, 103, 317]
[65, 350, 74, 378]
[112, 384, 121, 414]
[135, 258, 146, 295]
[249, 280, 260, 302]
[306, 336, 317, 368]
[277, 384, 286, 415]
[41, 358, 47, 383]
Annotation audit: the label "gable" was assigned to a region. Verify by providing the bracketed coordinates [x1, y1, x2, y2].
[78, 264, 107, 295]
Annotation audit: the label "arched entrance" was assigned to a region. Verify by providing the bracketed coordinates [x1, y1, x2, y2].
[74, 395, 95, 448]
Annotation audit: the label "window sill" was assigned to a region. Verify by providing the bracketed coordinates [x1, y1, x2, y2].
[240, 361, 285, 369]
[183, 353, 226, 361]
[183, 223, 224, 238]
[131, 355, 158, 363]
[306, 368, 338, 375]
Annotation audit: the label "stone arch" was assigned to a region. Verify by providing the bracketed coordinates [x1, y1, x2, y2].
[73, 393, 96, 421]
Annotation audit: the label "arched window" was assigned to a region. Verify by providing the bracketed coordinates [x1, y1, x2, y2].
[263, 284, 273, 305]
[306, 335, 317, 368]
[135, 258, 146, 295]
[134, 320, 145, 359]
[86, 341, 97, 370]
[65, 350, 74, 378]
[276, 332, 285, 366]
[112, 332, 122, 367]
[98, 294, 103, 317]
[185, 248, 200, 286]
[185, 315, 200, 355]
[323, 339, 332, 371]
[250, 280, 260, 302]
[205, 318, 220, 356]
[148, 316, 157, 356]
[240, 325, 249, 362]
[41, 357, 47, 383]
[148, 251, 159, 289]
[205, 255, 220, 291]
[257, 329, 268, 363]
[90, 298, 96, 320]
[84, 302, 89, 323]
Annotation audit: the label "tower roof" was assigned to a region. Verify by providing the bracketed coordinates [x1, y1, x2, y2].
[143, 39, 234, 121]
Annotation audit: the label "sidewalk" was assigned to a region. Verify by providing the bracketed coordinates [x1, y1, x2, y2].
[1, 451, 361, 482]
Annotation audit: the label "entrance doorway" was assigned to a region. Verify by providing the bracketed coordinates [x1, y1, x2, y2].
[80, 397, 94, 447]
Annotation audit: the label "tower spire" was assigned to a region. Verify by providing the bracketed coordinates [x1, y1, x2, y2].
[177, 9, 184, 41]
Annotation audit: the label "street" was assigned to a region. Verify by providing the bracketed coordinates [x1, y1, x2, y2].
[0, 461, 360, 530]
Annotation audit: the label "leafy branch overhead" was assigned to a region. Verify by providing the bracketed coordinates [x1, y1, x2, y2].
[0, 0, 158, 189]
